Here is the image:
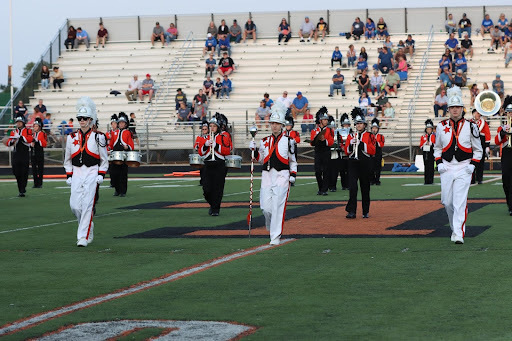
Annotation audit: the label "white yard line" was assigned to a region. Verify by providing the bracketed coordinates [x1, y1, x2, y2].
[415, 176, 501, 200]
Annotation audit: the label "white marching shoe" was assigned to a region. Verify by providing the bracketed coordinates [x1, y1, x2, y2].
[77, 238, 88, 247]
[87, 223, 94, 244]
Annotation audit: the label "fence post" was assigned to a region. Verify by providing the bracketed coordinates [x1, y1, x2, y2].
[49, 42, 52, 65]
[404, 8, 408, 33]
[145, 121, 150, 163]
[58, 30, 61, 56]
[408, 113, 413, 162]
[137, 16, 141, 41]
[245, 110, 249, 136]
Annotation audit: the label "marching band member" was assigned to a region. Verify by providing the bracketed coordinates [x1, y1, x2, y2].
[495, 100, 512, 216]
[31, 117, 47, 188]
[327, 116, 340, 192]
[250, 102, 297, 245]
[471, 108, 490, 184]
[194, 120, 209, 186]
[284, 117, 301, 143]
[310, 107, 334, 195]
[434, 90, 482, 244]
[344, 107, 376, 219]
[370, 118, 385, 185]
[64, 97, 108, 247]
[106, 114, 119, 188]
[336, 114, 352, 190]
[420, 119, 436, 185]
[7, 115, 33, 197]
[110, 112, 134, 197]
[198, 113, 232, 216]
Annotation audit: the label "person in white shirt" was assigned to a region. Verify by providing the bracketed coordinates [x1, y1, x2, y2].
[125, 75, 141, 102]
[299, 17, 316, 42]
[276, 91, 293, 115]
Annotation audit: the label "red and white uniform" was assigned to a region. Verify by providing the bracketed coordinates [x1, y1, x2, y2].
[310, 126, 334, 148]
[420, 133, 436, 150]
[198, 133, 232, 160]
[106, 129, 119, 151]
[112, 129, 135, 151]
[255, 132, 297, 245]
[474, 118, 491, 144]
[434, 118, 482, 243]
[343, 131, 376, 157]
[64, 129, 109, 243]
[32, 131, 48, 148]
[285, 129, 301, 144]
[7, 127, 33, 149]
[375, 133, 385, 149]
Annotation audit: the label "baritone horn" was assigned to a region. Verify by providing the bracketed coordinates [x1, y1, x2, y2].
[474, 90, 502, 116]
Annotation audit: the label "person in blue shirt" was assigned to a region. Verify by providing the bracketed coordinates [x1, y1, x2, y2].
[205, 53, 216, 77]
[216, 34, 231, 57]
[481, 14, 494, 37]
[438, 55, 452, 77]
[328, 68, 345, 97]
[497, 13, 508, 32]
[405, 34, 415, 56]
[439, 67, 453, 87]
[331, 46, 342, 67]
[73, 27, 90, 49]
[365, 18, 376, 41]
[454, 52, 467, 73]
[377, 47, 393, 74]
[220, 75, 232, 99]
[202, 33, 217, 56]
[355, 56, 368, 79]
[504, 24, 512, 42]
[290, 92, 308, 119]
[263, 93, 274, 108]
[444, 33, 458, 52]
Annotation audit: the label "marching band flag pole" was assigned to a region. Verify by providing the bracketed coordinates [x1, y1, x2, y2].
[9, 0, 14, 119]
[247, 125, 258, 237]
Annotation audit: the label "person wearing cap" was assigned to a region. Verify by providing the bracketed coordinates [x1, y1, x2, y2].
[492, 74, 505, 101]
[471, 109, 491, 185]
[369, 118, 385, 186]
[229, 20, 242, 44]
[203, 33, 218, 56]
[125, 75, 141, 102]
[64, 97, 108, 247]
[420, 119, 436, 185]
[218, 51, 235, 76]
[192, 89, 208, 121]
[434, 89, 483, 244]
[242, 18, 257, 43]
[164, 23, 178, 45]
[74, 27, 90, 50]
[481, 14, 494, 38]
[458, 13, 472, 38]
[344, 107, 376, 218]
[315, 17, 328, 42]
[30, 118, 47, 189]
[51, 66, 64, 91]
[216, 34, 231, 57]
[198, 114, 232, 216]
[290, 92, 308, 120]
[328, 68, 345, 98]
[7, 115, 33, 197]
[495, 100, 512, 216]
[250, 102, 297, 244]
[299, 16, 316, 43]
[175, 88, 187, 110]
[351, 17, 364, 40]
[151, 22, 165, 47]
[310, 107, 334, 195]
[138, 74, 155, 103]
[110, 113, 134, 197]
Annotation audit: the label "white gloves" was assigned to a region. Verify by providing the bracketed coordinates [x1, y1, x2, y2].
[350, 138, 358, 145]
[66, 177, 73, 186]
[485, 147, 490, 157]
[249, 140, 256, 150]
[205, 140, 212, 146]
[466, 164, 475, 174]
[12, 132, 20, 139]
[289, 175, 296, 184]
[437, 163, 447, 174]
[96, 175, 104, 185]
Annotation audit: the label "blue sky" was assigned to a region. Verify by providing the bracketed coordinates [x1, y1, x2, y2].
[0, 0, 510, 88]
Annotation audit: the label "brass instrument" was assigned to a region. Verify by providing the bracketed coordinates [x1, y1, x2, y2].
[311, 127, 327, 146]
[210, 129, 215, 161]
[350, 132, 360, 160]
[474, 90, 502, 117]
[507, 115, 512, 148]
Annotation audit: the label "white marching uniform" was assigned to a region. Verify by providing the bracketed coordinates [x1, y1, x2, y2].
[434, 118, 482, 243]
[255, 132, 297, 245]
[64, 129, 108, 243]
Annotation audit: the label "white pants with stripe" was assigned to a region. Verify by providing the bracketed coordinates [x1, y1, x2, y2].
[440, 159, 473, 241]
[260, 169, 290, 245]
[70, 165, 98, 242]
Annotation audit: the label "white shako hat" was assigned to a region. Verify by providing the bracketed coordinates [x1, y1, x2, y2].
[269, 101, 287, 125]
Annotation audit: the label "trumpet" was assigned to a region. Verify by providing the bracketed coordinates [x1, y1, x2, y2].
[507, 115, 512, 148]
[474, 90, 502, 117]
[210, 129, 215, 161]
[351, 132, 360, 160]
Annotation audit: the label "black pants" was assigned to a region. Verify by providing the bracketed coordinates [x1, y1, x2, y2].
[31, 155, 44, 187]
[371, 153, 383, 184]
[53, 79, 64, 89]
[346, 156, 371, 215]
[314, 150, 330, 192]
[328, 155, 340, 190]
[331, 58, 342, 67]
[64, 38, 75, 49]
[423, 151, 435, 184]
[278, 33, 291, 42]
[12, 154, 29, 194]
[502, 149, 512, 210]
[203, 160, 227, 213]
[110, 163, 128, 195]
[473, 136, 486, 183]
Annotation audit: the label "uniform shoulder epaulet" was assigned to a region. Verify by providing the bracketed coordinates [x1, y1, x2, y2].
[440, 119, 449, 126]
[70, 132, 76, 138]
[96, 130, 105, 136]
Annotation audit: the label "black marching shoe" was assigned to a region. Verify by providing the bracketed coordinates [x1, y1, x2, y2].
[211, 209, 219, 216]
[363, 213, 369, 218]
[341, 187, 348, 190]
[113, 192, 119, 196]
[346, 212, 356, 219]
[509, 210, 512, 216]
[375, 181, 381, 186]
[329, 188, 337, 192]
[18, 193, 25, 197]
[119, 193, 126, 197]
[321, 192, 328, 196]
[208, 208, 212, 216]
[317, 191, 323, 195]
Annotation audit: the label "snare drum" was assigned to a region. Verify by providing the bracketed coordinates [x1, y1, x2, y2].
[125, 151, 141, 167]
[110, 151, 126, 165]
[189, 154, 204, 168]
[225, 155, 242, 169]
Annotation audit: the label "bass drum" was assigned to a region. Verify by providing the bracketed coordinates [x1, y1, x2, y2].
[125, 151, 141, 167]
[189, 154, 204, 168]
[110, 151, 125, 165]
[225, 155, 242, 169]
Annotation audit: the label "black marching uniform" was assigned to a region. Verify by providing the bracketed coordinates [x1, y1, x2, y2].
[7, 117, 33, 196]
[420, 119, 436, 185]
[370, 118, 385, 185]
[495, 105, 512, 215]
[310, 108, 334, 195]
[31, 119, 47, 188]
[110, 113, 134, 197]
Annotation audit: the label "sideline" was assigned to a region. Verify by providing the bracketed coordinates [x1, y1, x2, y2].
[415, 176, 501, 200]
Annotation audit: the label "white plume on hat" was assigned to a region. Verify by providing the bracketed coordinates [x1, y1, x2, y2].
[447, 86, 462, 99]
[269, 101, 287, 125]
[76, 96, 97, 124]
[446, 86, 463, 108]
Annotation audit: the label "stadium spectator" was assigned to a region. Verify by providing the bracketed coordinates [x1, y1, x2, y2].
[434, 89, 448, 117]
[481, 14, 494, 37]
[439, 67, 453, 87]
[396, 55, 408, 80]
[483, 82, 490, 90]
[40, 65, 50, 90]
[492, 74, 505, 101]
[218, 51, 235, 76]
[405, 34, 415, 56]
[438, 55, 452, 77]
[442, 48, 453, 62]
[205, 53, 216, 77]
[359, 47, 368, 61]
[192, 89, 208, 120]
[328, 68, 346, 97]
[175, 88, 187, 110]
[375, 92, 389, 114]
[242, 18, 257, 43]
[461, 33, 474, 60]
[454, 69, 467, 87]
[458, 13, 472, 38]
[299, 16, 315, 42]
[51, 66, 64, 91]
[383, 35, 393, 52]
[384, 68, 400, 95]
[151, 22, 165, 48]
[165, 23, 178, 45]
[278, 18, 291, 44]
[351, 17, 364, 40]
[378, 46, 393, 74]
[505, 39, 512, 67]
[218, 19, 229, 36]
[498, 13, 509, 32]
[214, 77, 222, 98]
[14, 100, 28, 120]
[365, 18, 376, 41]
[176, 101, 191, 124]
[347, 44, 356, 67]
[125, 75, 141, 102]
[454, 52, 467, 73]
[358, 69, 370, 94]
[383, 101, 395, 119]
[370, 70, 383, 96]
[64, 26, 76, 50]
[203, 33, 217, 56]
[490, 26, 504, 51]
[445, 33, 458, 52]
[34, 99, 47, 116]
[129, 113, 139, 147]
[255, 100, 270, 129]
[435, 82, 447, 97]
[301, 108, 315, 134]
[220, 75, 232, 99]
[470, 84, 480, 107]
[216, 34, 231, 57]
[73, 27, 90, 50]
[445, 13, 457, 34]
[138, 74, 155, 103]
[315, 17, 328, 42]
[290, 91, 308, 119]
[207, 21, 217, 39]
[355, 56, 368, 78]
[43, 113, 55, 146]
[203, 75, 214, 98]
[331, 46, 342, 67]
[66, 118, 74, 135]
[229, 20, 242, 44]
[94, 22, 108, 49]
[263, 93, 274, 108]
[358, 92, 371, 114]
[504, 23, 512, 43]
[376, 18, 389, 39]
[276, 91, 293, 114]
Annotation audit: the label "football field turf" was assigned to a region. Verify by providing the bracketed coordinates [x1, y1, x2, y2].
[1, 173, 512, 340]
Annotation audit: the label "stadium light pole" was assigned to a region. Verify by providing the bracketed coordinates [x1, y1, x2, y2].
[9, 0, 14, 119]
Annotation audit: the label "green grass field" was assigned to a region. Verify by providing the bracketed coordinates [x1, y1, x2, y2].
[1, 173, 511, 340]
